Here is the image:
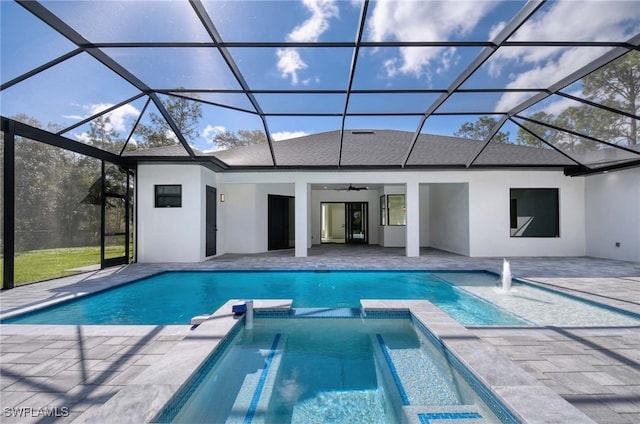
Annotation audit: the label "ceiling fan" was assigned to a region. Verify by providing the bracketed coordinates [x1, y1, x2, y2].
[336, 184, 368, 191]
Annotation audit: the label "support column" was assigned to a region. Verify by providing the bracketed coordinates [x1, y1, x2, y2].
[405, 181, 420, 257]
[294, 182, 309, 257]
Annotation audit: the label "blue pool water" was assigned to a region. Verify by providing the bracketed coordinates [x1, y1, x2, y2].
[2, 271, 528, 326]
[159, 318, 511, 424]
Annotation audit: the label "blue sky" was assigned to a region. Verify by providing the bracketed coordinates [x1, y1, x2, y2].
[1, 0, 639, 152]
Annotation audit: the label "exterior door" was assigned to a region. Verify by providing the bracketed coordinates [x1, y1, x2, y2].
[102, 163, 131, 267]
[206, 186, 217, 256]
[268, 195, 294, 250]
[346, 202, 368, 244]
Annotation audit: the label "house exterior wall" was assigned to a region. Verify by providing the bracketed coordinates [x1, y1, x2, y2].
[586, 167, 640, 262]
[428, 183, 470, 256]
[137, 164, 216, 263]
[467, 170, 586, 257]
[137, 165, 595, 261]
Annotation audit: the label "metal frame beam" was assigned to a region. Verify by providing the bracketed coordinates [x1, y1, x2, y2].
[189, 0, 277, 167]
[16, 0, 197, 158]
[2, 120, 16, 289]
[338, 0, 369, 167]
[2, 117, 135, 167]
[516, 115, 640, 157]
[401, 0, 546, 168]
[465, 30, 640, 169]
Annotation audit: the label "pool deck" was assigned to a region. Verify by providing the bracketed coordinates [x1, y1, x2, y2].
[1, 246, 639, 423]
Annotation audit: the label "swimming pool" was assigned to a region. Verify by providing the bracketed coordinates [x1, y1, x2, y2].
[156, 317, 515, 423]
[3, 270, 638, 327]
[2, 271, 528, 326]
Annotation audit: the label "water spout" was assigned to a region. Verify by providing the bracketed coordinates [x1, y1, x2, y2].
[501, 259, 512, 292]
[245, 299, 254, 330]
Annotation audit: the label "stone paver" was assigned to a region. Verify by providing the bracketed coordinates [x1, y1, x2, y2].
[1, 246, 639, 423]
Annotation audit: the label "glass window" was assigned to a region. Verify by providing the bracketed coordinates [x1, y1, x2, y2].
[155, 185, 182, 208]
[510, 188, 559, 237]
[379, 196, 386, 226]
[387, 195, 406, 226]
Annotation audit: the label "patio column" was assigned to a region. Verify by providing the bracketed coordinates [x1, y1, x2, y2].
[295, 182, 309, 257]
[405, 181, 420, 257]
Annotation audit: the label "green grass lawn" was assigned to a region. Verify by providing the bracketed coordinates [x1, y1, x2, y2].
[1, 246, 126, 287]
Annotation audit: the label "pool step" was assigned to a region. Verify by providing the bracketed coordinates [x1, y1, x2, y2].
[291, 389, 389, 424]
[227, 334, 286, 424]
[372, 334, 496, 423]
[374, 333, 464, 406]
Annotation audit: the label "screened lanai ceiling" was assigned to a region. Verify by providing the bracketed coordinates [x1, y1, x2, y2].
[1, 0, 640, 175]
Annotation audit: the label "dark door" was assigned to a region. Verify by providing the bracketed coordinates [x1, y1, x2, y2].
[268, 195, 294, 250]
[206, 186, 217, 256]
[102, 163, 131, 268]
[346, 202, 368, 244]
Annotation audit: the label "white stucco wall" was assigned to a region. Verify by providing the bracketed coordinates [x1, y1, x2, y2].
[137, 164, 217, 262]
[137, 165, 595, 261]
[585, 167, 640, 262]
[419, 185, 430, 247]
[428, 183, 470, 256]
[216, 183, 295, 254]
[467, 171, 586, 257]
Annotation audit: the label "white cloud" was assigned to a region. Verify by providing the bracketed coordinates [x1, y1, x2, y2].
[277, 0, 338, 84]
[63, 114, 85, 121]
[491, 1, 639, 111]
[67, 103, 139, 133]
[494, 47, 610, 112]
[277, 48, 309, 85]
[367, 1, 497, 78]
[70, 103, 139, 143]
[91, 103, 139, 133]
[272, 131, 309, 141]
[202, 124, 226, 139]
[287, 0, 339, 43]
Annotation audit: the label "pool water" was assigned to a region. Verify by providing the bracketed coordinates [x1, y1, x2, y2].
[2, 271, 527, 326]
[162, 318, 506, 424]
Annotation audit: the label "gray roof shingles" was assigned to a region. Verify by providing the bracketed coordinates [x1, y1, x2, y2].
[128, 130, 575, 168]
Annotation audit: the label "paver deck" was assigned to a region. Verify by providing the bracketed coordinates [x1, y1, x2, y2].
[1, 246, 639, 423]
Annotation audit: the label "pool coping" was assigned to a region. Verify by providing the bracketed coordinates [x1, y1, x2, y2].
[71, 299, 595, 424]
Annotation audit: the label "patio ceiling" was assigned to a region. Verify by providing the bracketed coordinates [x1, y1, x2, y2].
[1, 0, 640, 175]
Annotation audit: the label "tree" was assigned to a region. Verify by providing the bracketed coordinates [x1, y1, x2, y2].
[516, 111, 556, 148]
[582, 50, 639, 147]
[454, 116, 510, 143]
[137, 95, 202, 149]
[211, 129, 267, 150]
[86, 115, 124, 152]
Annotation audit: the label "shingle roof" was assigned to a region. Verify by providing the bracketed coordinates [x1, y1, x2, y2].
[207, 130, 574, 168]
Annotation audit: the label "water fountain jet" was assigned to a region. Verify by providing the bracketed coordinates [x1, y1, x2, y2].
[501, 259, 512, 292]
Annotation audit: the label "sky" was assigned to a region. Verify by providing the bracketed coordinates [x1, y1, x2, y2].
[1, 0, 639, 153]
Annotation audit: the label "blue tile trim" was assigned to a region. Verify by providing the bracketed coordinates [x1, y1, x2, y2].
[418, 412, 482, 423]
[376, 334, 410, 406]
[243, 333, 281, 424]
[411, 317, 521, 424]
[152, 320, 245, 423]
[364, 310, 411, 319]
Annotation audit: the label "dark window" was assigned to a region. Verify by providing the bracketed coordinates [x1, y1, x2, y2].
[510, 188, 559, 237]
[155, 185, 182, 208]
